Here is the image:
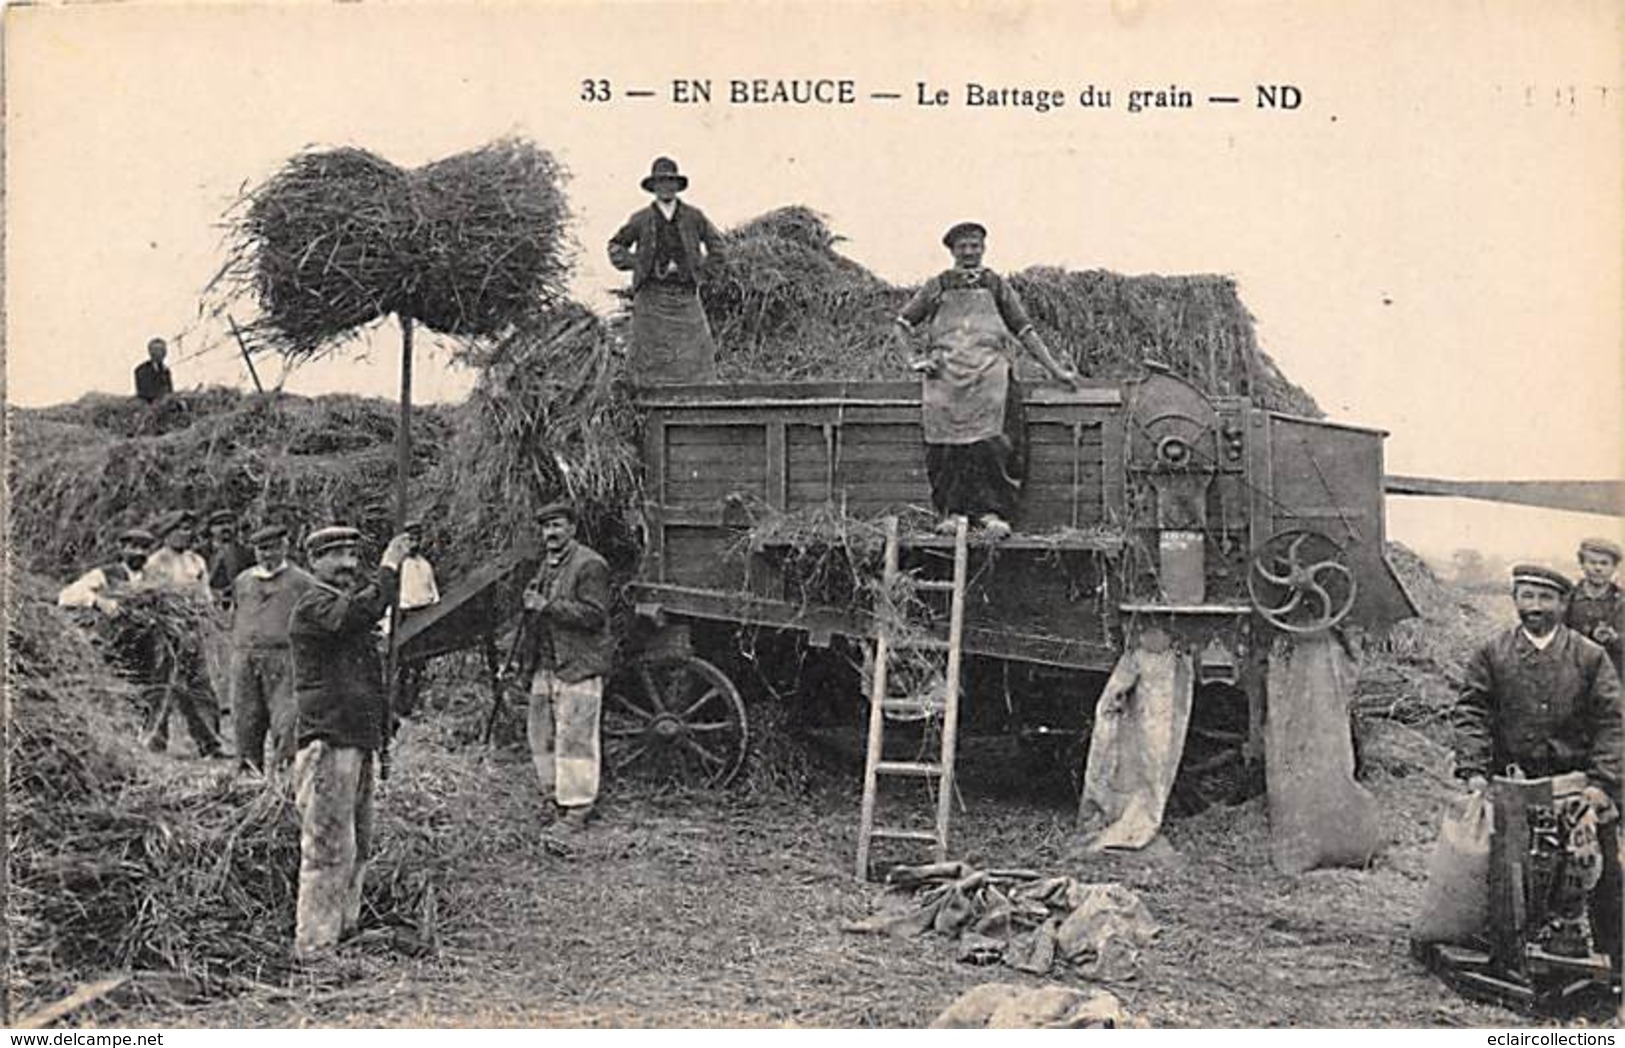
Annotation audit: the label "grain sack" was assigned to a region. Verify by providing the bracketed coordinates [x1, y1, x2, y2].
[1410, 792, 1491, 944]
[1265, 632, 1382, 873]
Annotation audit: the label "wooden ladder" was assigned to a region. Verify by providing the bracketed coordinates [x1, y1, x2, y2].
[855, 514, 969, 879]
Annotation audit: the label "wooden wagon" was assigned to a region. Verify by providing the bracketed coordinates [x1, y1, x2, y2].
[620, 370, 1420, 798]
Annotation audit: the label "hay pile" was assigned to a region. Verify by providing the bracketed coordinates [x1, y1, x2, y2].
[704, 208, 909, 381]
[701, 207, 1320, 416]
[9, 389, 452, 576]
[433, 303, 642, 569]
[6, 573, 490, 1014]
[210, 138, 572, 358]
[1354, 543, 1495, 736]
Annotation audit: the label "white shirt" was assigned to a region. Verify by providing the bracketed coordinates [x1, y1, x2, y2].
[1521, 627, 1558, 651]
[654, 199, 678, 221]
[248, 561, 289, 581]
[57, 566, 142, 610]
[142, 547, 213, 604]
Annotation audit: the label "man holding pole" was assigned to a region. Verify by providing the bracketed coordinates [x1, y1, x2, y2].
[288, 524, 411, 959]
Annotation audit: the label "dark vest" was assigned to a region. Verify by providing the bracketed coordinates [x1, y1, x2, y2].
[650, 211, 695, 286]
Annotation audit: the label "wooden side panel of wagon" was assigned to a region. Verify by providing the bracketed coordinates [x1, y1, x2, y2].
[632, 381, 1130, 671]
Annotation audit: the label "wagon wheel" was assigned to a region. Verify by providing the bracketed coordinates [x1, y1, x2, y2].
[602, 654, 748, 787]
[1247, 529, 1358, 634]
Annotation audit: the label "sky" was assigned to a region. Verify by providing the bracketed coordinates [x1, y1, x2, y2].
[5, 0, 1622, 565]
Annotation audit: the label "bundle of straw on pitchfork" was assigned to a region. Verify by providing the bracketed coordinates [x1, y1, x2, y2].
[209, 137, 573, 359]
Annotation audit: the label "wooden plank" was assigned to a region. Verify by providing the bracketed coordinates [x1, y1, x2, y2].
[829, 462, 934, 483]
[665, 461, 769, 484]
[645, 412, 667, 582]
[663, 530, 748, 589]
[625, 581, 1118, 670]
[824, 424, 924, 445]
[665, 479, 770, 501]
[654, 405, 921, 429]
[765, 422, 787, 511]
[1028, 423, 1103, 441]
[667, 437, 768, 457]
[1249, 408, 1274, 551]
[824, 444, 930, 465]
[664, 425, 771, 445]
[791, 482, 932, 502]
[636, 379, 1123, 405]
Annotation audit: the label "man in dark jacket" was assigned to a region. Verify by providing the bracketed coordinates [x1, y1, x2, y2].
[517, 501, 612, 833]
[1454, 563, 1623, 970]
[1566, 536, 1623, 678]
[206, 510, 255, 609]
[134, 338, 174, 403]
[607, 156, 727, 384]
[288, 524, 410, 959]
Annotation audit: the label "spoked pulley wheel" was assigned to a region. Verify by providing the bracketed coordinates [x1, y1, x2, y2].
[1247, 528, 1358, 634]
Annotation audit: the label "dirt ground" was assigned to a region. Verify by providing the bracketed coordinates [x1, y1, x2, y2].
[97, 714, 1616, 1030]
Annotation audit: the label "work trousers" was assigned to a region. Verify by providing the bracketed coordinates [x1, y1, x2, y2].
[923, 384, 1027, 521]
[293, 740, 375, 957]
[145, 639, 222, 756]
[231, 647, 296, 772]
[528, 669, 603, 809]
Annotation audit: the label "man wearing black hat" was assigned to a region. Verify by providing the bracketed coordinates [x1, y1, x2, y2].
[228, 524, 316, 773]
[607, 156, 728, 384]
[1454, 563, 1622, 971]
[893, 222, 1083, 539]
[288, 524, 413, 959]
[1566, 537, 1624, 678]
[513, 501, 612, 834]
[206, 510, 255, 609]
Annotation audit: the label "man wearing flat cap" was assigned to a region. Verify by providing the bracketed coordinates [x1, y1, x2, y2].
[607, 156, 728, 385]
[1454, 563, 1623, 971]
[58, 528, 160, 690]
[57, 527, 154, 617]
[140, 509, 225, 757]
[1566, 537, 1624, 678]
[288, 524, 413, 959]
[228, 523, 316, 774]
[893, 222, 1083, 539]
[142, 510, 212, 603]
[512, 500, 612, 834]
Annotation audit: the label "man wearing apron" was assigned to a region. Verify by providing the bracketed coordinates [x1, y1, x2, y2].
[893, 222, 1082, 538]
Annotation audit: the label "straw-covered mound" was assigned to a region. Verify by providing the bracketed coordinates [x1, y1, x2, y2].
[210, 138, 573, 358]
[435, 303, 643, 570]
[1354, 543, 1496, 743]
[703, 207, 1320, 417]
[9, 389, 453, 577]
[6, 572, 510, 1016]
